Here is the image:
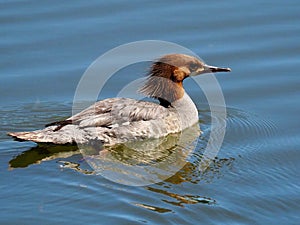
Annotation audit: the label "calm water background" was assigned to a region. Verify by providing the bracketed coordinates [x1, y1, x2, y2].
[1, 0, 300, 224]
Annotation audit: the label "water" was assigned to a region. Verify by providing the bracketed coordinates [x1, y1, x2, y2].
[1, 0, 300, 224]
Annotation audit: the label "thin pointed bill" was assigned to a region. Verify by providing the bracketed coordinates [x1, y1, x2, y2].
[204, 64, 231, 73]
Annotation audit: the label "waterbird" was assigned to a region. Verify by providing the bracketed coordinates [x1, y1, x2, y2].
[8, 54, 231, 145]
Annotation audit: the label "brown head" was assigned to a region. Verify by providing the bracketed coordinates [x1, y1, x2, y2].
[139, 54, 231, 107]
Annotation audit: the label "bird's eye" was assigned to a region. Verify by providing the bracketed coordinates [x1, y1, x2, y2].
[189, 63, 198, 71]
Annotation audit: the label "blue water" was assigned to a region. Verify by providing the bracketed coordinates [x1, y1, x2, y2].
[1, 0, 300, 224]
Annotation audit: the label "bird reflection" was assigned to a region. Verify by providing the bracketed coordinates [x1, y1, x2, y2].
[80, 123, 201, 186]
[9, 144, 79, 169]
[8, 124, 200, 175]
[9, 123, 235, 211]
[9, 123, 234, 187]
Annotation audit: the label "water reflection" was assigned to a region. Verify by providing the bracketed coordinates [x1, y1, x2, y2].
[133, 203, 172, 214]
[58, 160, 95, 175]
[9, 144, 79, 169]
[8, 124, 200, 177]
[133, 157, 234, 213]
[8, 122, 235, 212]
[164, 157, 235, 185]
[149, 186, 216, 206]
[80, 124, 201, 186]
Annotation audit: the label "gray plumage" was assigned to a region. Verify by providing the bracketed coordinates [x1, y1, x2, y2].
[8, 54, 230, 145]
[8, 97, 191, 145]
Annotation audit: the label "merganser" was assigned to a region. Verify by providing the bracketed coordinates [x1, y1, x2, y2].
[8, 54, 230, 145]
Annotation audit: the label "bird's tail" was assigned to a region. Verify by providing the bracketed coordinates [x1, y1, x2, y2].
[7, 126, 76, 144]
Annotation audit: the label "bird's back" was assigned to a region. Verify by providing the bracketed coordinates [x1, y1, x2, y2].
[8, 98, 181, 145]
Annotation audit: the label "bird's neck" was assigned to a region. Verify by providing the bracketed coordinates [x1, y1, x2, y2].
[139, 76, 184, 105]
[171, 92, 199, 129]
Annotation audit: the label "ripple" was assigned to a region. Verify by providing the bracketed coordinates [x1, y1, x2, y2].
[0, 101, 71, 141]
[134, 203, 172, 213]
[58, 160, 95, 175]
[170, 106, 279, 184]
[198, 106, 278, 155]
[147, 186, 216, 206]
[224, 107, 278, 153]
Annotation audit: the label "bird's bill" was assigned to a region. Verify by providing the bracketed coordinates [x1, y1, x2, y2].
[203, 64, 231, 73]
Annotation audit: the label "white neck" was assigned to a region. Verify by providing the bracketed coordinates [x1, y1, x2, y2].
[171, 92, 199, 129]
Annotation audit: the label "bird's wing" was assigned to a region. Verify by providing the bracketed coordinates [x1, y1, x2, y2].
[68, 98, 168, 129]
[7, 98, 174, 145]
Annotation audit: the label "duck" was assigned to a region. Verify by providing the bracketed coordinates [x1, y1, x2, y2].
[8, 54, 231, 145]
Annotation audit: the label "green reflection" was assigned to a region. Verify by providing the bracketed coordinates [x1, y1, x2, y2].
[9, 144, 79, 169]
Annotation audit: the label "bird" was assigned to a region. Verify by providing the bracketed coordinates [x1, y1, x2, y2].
[8, 54, 231, 145]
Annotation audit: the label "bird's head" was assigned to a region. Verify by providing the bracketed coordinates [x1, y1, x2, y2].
[139, 54, 231, 107]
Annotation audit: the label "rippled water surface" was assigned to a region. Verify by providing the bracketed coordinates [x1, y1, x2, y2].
[1, 0, 300, 224]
